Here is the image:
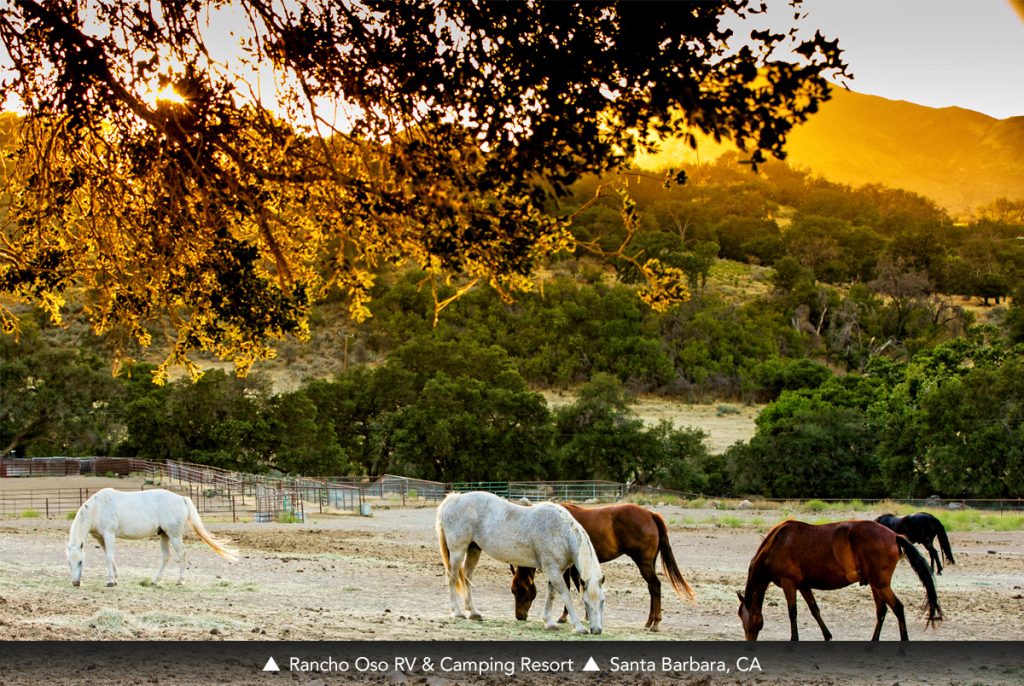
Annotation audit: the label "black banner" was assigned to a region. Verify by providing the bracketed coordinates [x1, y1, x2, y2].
[1, 641, 1021, 685]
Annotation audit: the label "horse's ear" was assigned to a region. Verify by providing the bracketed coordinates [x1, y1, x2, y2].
[736, 591, 744, 604]
[80, 542, 84, 550]
[509, 565, 515, 574]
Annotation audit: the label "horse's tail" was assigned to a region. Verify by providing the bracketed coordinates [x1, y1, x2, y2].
[436, 502, 468, 594]
[933, 518, 955, 566]
[184, 496, 239, 562]
[896, 535, 943, 628]
[653, 512, 696, 603]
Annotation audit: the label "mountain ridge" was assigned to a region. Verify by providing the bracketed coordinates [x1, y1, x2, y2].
[636, 87, 1024, 217]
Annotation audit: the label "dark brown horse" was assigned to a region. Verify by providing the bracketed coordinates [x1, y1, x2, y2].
[737, 519, 942, 641]
[511, 502, 694, 631]
[875, 512, 955, 575]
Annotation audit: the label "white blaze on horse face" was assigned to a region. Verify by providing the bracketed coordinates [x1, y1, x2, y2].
[67, 542, 84, 586]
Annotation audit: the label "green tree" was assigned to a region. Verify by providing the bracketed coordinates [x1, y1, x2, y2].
[390, 373, 552, 482]
[730, 389, 881, 498]
[0, 321, 121, 456]
[268, 391, 349, 476]
[1, 1, 848, 375]
[553, 373, 647, 483]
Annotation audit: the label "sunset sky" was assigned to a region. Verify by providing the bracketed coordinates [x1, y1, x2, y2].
[763, 0, 1024, 120]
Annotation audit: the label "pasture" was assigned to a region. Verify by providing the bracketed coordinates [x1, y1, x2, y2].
[1, 495, 1022, 644]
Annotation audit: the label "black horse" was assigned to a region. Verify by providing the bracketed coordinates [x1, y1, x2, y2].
[875, 513, 955, 575]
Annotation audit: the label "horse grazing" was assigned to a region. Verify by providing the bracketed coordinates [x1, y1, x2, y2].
[436, 491, 605, 634]
[66, 488, 238, 587]
[737, 519, 942, 641]
[510, 502, 695, 631]
[875, 513, 955, 575]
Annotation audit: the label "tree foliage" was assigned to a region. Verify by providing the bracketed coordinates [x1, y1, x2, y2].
[1, 0, 847, 376]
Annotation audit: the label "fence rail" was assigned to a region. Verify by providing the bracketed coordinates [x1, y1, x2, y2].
[3, 458, 1023, 520]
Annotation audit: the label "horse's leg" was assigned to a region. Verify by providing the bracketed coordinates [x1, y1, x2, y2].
[869, 587, 888, 640]
[101, 532, 117, 587]
[152, 533, 171, 585]
[887, 587, 908, 641]
[446, 547, 469, 619]
[462, 544, 483, 620]
[634, 555, 663, 632]
[557, 569, 570, 623]
[870, 585, 908, 641]
[782, 582, 799, 640]
[542, 578, 558, 629]
[924, 537, 942, 575]
[799, 588, 832, 641]
[170, 535, 187, 585]
[544, 565, 587, 634]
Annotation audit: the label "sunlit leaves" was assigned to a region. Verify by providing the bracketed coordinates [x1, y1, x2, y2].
[1, 1, 849, 374]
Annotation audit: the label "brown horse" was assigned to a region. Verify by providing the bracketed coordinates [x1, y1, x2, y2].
[511, 502, 695, 631]
[737, 519, 942, 641]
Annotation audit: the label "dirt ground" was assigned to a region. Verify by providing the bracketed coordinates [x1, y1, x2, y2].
[1, 483, 1022, 684]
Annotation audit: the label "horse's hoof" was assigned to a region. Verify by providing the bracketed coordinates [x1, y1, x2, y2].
[468, 612, 482, 621]
[544, 622, 560, 631]
[106, 582, 117, 587]
[647, 625, 661, 633]
[556, 617, 568, 624]
[574, 626, 589, 635]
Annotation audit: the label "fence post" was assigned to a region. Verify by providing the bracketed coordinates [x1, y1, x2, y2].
[231, 495, 236, 523]
[45, 498, 49, 519]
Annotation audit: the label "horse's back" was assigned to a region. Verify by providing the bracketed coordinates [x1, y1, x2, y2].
[763, 520, 898, 589]
[438, 492, 577, 569]
[89, 488, 189, 539]
[563, 502, 658, 561]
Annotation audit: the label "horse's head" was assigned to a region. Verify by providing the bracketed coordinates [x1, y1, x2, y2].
[509, 566, 537, 621]
[736, 591, 763, 640]
[66, 541, 84, 587]
[581, 573, 606, 635]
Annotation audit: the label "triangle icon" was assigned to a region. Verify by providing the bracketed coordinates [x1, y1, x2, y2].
[263, 656, 281, 672]
[582, 657, 601, 672]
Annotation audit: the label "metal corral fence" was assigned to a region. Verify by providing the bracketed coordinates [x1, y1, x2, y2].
[255, 485, 306, 523]
[4, 458, 1022, 519]
[452, 480, 628, 502]
[0, 458, 441, 520]
[330, 474, 447, 504]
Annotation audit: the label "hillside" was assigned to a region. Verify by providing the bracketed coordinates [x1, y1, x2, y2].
[636, 87, 1024, 217]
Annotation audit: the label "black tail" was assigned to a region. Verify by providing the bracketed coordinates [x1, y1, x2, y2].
[653, 512, 696, 602]
[934, 521, 955, 566]
[897, 536, 943, 628]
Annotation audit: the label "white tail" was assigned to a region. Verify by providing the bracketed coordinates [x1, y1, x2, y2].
[184, 496, 239, 562]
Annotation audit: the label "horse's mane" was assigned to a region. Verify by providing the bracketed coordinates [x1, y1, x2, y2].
[551, 504, 600, 586]
[68, 499, 93, 545]
[742, 519, 792, 602]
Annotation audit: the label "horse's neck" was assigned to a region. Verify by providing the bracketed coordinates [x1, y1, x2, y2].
[69, 508, 91, 545]
[742, 546, 773, 607]
[569, 524, 600, 585]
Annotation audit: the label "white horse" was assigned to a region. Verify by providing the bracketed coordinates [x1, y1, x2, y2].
[66, 488, 238, 587]
[436, 491, 605, 634]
